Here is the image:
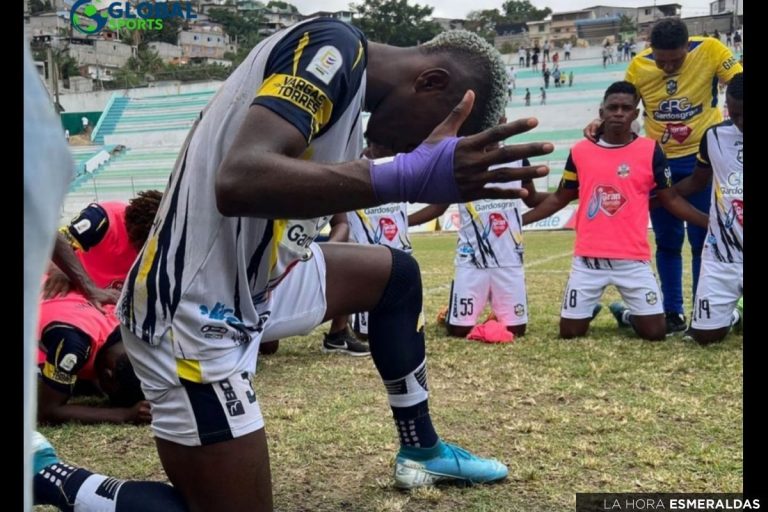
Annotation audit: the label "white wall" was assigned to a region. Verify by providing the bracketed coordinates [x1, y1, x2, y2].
[58, 80, 223, 112]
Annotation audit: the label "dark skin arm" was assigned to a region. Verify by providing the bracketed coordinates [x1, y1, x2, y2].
[522, 185, 577, 225]
[327, 213, 350, 243]
[37, 382, 151, 425]
[656, 187, 709, 228]
[408, 204, 449, 226]
[45, 232, 121, 310]
[215, 91, 552, 219]
[674, 163, 713, 197]
[520, 179, 551, 208]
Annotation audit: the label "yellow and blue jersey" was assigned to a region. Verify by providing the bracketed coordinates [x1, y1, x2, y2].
[625, 36, 742, 159]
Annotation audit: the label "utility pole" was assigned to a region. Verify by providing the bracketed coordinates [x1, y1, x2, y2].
[47, 46, 61, 114]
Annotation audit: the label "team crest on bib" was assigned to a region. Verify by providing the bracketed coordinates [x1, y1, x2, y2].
[306, 46, 343, 85]
[666, 79, 678, 95]
[617, 163, 630, 178]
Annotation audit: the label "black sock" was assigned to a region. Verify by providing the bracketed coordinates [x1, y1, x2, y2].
[34, 463, 91, 511]
[369, 248, 438, 449]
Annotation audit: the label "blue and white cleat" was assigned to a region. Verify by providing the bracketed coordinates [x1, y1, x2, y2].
[32, 431, 60, 475]
[394, 440, 508, 489]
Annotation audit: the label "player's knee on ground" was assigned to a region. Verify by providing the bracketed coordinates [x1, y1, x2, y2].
[559, 318, 590, 339]
[631, 315, 666, 341]
[688, 327, 729, 346]
[446, 324, 472, 338]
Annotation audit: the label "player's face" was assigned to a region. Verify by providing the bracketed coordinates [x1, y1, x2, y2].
[600, 93, 639, 132]
[651, 47, 687, 75]
[726, 94, 743, 133]
[365, 89, 456, 154]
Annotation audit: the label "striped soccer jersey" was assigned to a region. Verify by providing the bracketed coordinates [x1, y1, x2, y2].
[119, 18, 367, 363]
[697, 120, 743, 263]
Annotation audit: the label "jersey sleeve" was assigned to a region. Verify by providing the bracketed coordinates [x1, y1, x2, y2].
[60, 203, 110, 251]
[561, 152, 579, 190]
[39, 326, 92, 395]
[251, 19, 367, 144]
[696, 128, 712, 167]
[652, 143, 672, 190]
[624, 59, 637, 85]
[709, 38, 743, 83]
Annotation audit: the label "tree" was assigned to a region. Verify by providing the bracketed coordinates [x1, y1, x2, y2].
[207, 7, 264, 48]
[29, 0, 53, 14]
[266, 1, 298, 11]
[619, 14, 636, 33]
[352, 0, 441, 46]
[142, 17, 184, 45]
[126, 47, 164, 74]
[465, 9, 505, 44]
[501, 0, 551, 22]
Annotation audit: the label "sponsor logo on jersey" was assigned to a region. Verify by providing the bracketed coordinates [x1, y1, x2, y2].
[201, 324, 228, 340]
[73, 218, 92, 234]
[306, 45, 343, 85]
[586, 185, 627, 219]
[617, 163, 630, 178]
[661, 123, 693, 144]
[58, 353, 79, 372]
[458, 243, 474, 255]
[488, 213, 509, 236]
[721, 171, 743, 196]
[378, 217, 398, 241]
[256, 74, 333, 134]
[728, 199, 743, 227]
[654, 97, 703, 122]
[220, 378, 245, 416]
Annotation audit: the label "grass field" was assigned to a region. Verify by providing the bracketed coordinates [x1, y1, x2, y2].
[37, 231, 743, 512]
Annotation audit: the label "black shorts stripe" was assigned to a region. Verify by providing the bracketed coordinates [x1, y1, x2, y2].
[180, 378, 234, 446]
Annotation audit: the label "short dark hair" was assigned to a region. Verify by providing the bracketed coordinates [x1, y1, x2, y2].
[420, 31, 507, 134]
[125, 189, 163, 250]
[96, 328, 145, 407]
[604, 81, 639, 103]
[107, 353, 144, 407]
[727, 73, 743, 101]
[650, 18, 689, 50]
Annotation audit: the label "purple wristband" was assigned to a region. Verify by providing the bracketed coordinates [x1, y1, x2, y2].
[369, 137, 462, 203]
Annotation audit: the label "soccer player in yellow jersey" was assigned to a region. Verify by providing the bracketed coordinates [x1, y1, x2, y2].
[588, 17, 742, 334]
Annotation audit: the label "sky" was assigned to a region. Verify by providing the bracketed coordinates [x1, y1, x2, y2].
[290, 0, 714, 20]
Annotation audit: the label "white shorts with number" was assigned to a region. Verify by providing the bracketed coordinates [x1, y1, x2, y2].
[560, 257, 664, 319]
[122, 244, 327, 447]
[448, 266, 528, 327]
[691, 259, 743, 330]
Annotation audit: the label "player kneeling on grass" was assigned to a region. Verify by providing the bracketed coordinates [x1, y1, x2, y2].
[420, 157, 549, 339]
[111, 22, 555, 512]
[673, 73, 744, 345]
[522, 81, 708, 341]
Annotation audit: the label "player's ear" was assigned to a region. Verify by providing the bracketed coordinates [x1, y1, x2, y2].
[414, 68, 450, 93]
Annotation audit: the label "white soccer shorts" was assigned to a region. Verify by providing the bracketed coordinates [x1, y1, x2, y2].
[691, 259, 743, 330]
[122, 244, 327, 446]
[560, 256, 664, 319]
[448, 266, 528, 327]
